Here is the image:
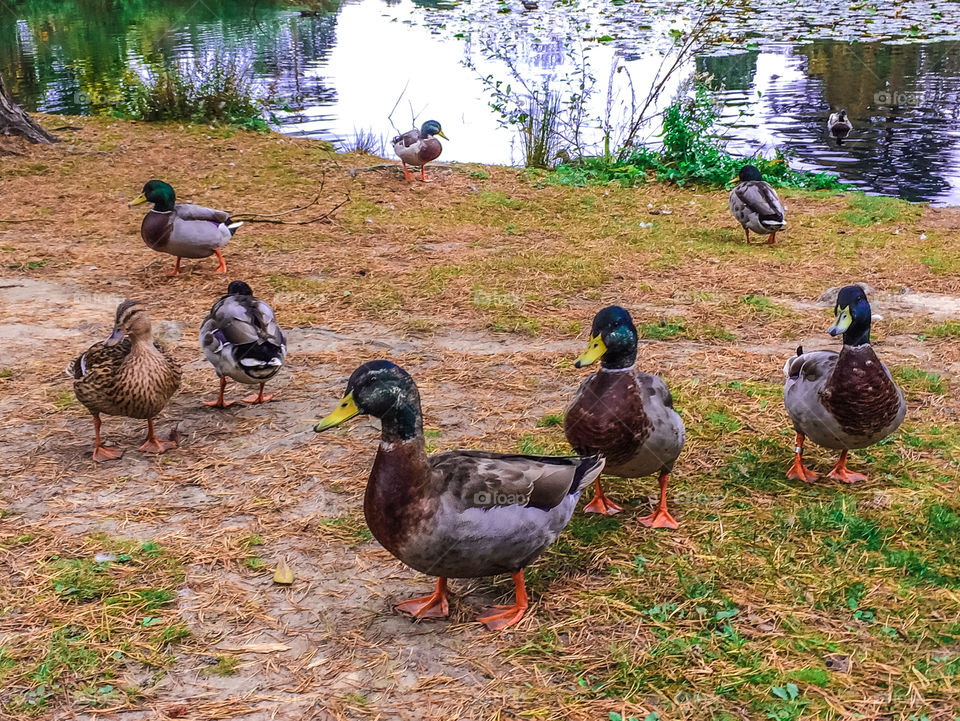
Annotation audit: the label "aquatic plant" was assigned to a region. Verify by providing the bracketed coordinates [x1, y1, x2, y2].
[120, 51, 267, 130]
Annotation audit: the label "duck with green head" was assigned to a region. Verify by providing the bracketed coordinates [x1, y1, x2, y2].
[783, 285, 906, 482]
[564, 306, 686, 528]
[315, 360, 604, 631]
[392, 120, 448, 182]
[129, 180, 243, 275]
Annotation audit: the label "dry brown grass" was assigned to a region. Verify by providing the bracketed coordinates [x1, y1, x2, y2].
[0, 116, 958, 720]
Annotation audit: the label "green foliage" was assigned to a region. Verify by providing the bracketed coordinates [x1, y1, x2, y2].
[924, 320, 960, 338]
[49, 559, 113, 602]
[202, 655, 239, 677]
[120, 52, 267, 129]
[550, 86, 844, 190]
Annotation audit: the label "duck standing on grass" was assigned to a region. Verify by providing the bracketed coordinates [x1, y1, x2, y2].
[564, 306, 686, 528]
[827, 109, 853, 145]
[392, 120, 448, 182]
[67, 300, 181, 461]
[315, 360, 604, 631]
[729, 164, 785, 244]
[129, 180, 242, 275]
[199, 281, 287, 408]
[783, 285, 906, 483]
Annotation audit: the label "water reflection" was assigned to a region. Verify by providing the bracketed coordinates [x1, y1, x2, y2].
[2, 0, 960, 203]
[712, 40, 960, 203]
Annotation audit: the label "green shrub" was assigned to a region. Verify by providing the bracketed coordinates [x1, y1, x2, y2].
[551, 86, 844, 191]
[121, 51, 267, 129]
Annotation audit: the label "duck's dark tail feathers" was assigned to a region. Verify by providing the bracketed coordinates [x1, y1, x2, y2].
[569, 454, 606, 495]
[796, 345, 804, 357]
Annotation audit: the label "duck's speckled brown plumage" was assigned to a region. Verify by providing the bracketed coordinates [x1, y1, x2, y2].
[566, 368, 684, 477]
[68, 301, 181, 420]
[823, 345, 903, 437]
[784, 345, 905, 449]
[564, 369, 652, 468]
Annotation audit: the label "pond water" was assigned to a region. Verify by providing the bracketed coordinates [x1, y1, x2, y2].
[3, 0, 960, 204]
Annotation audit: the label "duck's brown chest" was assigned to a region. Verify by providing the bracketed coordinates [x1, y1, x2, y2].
[141, 211, 173, 250]
[821, 345, 902, 437]
[564, 370, 651, 466]
[363, 442, 433, 557]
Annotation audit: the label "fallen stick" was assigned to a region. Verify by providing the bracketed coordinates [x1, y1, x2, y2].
[238, 195, 349, 225]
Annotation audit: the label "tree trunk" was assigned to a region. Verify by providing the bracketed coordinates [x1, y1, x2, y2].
[0, 71, 57, 144]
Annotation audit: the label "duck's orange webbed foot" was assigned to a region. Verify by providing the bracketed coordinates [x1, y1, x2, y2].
[420, 165, 434, 183]
[168, 257, 182, 276]
[139, 419, 177, 454]
[214, 249, 226, 273]
[583, 478, 622, 515]
[90, 415, 123, 462]
[203, 378, 235, 408]
[767, 233, 776, 244]
[93, 444, 124, 462]
[242, 383, 274, 404]
[477, 571, 529, 631]
[827, 450, 867, 484]
[638, 471, 679, 529]
[786, 456, 818, 482]
[395, 577, 449, 619]
[638, 505, 679, 529]
[401, 162, 414, 182]
[786, 433, 818, 482]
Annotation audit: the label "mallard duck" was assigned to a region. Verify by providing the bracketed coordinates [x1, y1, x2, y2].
[392, 120, 448, 182]
[564, 306, 686, 527]
[129, 180, 242, 275]
[827, 109, 852, 145]
[67, 300, 182, 461]
[783, 285, 906, 483]
[315, 360, 604, 630]
[729, 164, 785, 244]
[199, 281, 287, 407]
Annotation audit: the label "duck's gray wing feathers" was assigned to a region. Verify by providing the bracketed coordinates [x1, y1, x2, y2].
[783, 349, 846, 447]
[206, 295, 285, 347]
[392, 129, 422, 147]
[730, 181, 785, 233]
[174, 203, 231, 224]
[430, 451, 604, 512]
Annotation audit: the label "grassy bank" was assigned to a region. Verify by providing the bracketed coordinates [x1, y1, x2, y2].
[0, 117, 958, 721]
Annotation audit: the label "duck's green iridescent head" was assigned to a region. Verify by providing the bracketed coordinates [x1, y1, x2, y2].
[828, 285, 872, 346]
[129, 180, 175, 212]
[575, 305, 638, 370]
[315, 360, 423, 442]
[420, 120, 449, 140]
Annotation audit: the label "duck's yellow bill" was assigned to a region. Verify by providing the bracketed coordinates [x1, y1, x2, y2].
[128, 193, 147, 206]
[437, 130, 450, 140]
[828, 305, 852, 336]
[315, 392, 360, 432]
[574, 334, 607, 368]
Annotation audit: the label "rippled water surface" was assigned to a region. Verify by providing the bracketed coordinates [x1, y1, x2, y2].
[3, 0, 960, 203]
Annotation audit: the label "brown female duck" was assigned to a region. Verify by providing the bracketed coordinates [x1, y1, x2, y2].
[315, 360, 604, 630]
[67, 300, 181, 461]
